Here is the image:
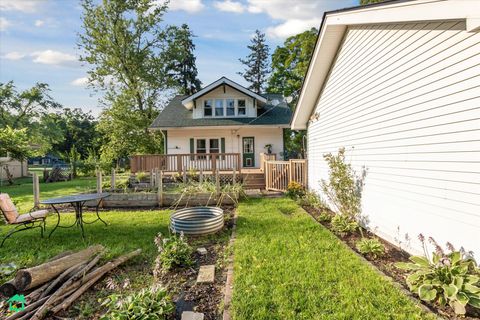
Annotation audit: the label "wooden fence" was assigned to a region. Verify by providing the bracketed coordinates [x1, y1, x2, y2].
[265, 159, 307, 192]
[130, 153, 241, 174]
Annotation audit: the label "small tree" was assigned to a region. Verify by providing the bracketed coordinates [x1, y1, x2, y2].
[238, 30, 270, 94]
[321, 148, 364, 219]
[0, 127, 32, 185]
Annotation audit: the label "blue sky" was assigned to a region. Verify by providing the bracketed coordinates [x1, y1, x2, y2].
[0, 0, 357, 116]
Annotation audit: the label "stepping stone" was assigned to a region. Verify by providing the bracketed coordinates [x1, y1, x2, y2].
[197, 247, 207, 255]
[196, 265, 215, 284]
[181, 311, 205, 320]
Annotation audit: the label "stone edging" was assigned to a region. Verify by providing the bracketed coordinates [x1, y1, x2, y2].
[222, 209, 238, 320]
[304, 211, 443, 320]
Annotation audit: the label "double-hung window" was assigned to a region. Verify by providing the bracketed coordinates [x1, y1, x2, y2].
[209, 139, 220, 153]
[204, 100, 212, 117]
[238, 99, 246, 116]
[215, 99, 224, 116]
[226, 99, 235, 116]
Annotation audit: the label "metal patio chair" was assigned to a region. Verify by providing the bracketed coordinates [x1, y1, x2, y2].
[0, 193, 48, 247]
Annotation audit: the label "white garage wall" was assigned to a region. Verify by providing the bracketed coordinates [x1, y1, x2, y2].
[307, 20, 480, 255]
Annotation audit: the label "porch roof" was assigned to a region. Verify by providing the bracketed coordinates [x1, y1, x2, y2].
[150, 93, 292, 129]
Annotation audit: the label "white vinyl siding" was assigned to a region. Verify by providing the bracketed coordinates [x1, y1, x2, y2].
[307, 21, 480, 255]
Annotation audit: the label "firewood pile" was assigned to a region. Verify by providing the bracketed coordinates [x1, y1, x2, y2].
[0, 245, 141, 320]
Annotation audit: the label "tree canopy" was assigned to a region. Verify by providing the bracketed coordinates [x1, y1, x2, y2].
[238, 30, 270, 94]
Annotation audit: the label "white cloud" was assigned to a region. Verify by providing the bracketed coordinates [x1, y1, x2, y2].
[246, 0, 351, 38]
[266, 18, 321, 38]
[71, 77, 89, 86]
[0, 17, 11, 32]
[2, 51, 26, 60]
[34, 20, 45, 27]
[213, 0, 245, 13]
[31, 50, 77, 66]
[0, 0, 44, 13]
[168, 0, 205, 13]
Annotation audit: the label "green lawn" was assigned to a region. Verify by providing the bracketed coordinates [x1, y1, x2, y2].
[0, 176, 97, 212]
[232, 198, 433, 320]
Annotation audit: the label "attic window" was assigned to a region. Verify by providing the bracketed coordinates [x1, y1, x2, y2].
[204, 100, 212, 117]
[238, 99, 246, 116]
[226, 99, 235, 116]
[215, 99, 224, 116]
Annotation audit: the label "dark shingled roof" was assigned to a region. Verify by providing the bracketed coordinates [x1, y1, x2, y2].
[150, 93, 292, 128]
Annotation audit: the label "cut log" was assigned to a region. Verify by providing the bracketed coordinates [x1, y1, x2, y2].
[39, 262, 86, 299]
[14, 245, 103, 291]
[51, 249, 142, 315]
[0, 279, 17, 297]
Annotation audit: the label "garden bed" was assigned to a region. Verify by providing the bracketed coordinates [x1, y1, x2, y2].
[85, 192, 238, 208]
[302, 204, 480, 320]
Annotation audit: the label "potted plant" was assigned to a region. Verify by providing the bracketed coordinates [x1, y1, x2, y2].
[264, 144, 272, 154]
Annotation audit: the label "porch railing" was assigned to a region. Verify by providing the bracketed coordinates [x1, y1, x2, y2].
[130, 153, 241, 174]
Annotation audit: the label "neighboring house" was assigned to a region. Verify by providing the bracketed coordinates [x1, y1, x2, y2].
[150, 77, 292, 169]
[292, 0, 480, 255]
[0, 152, 27, 180]
[28, 154, 63, 166]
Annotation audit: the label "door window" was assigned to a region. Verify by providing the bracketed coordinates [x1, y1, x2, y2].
[243, 138, 254, 153]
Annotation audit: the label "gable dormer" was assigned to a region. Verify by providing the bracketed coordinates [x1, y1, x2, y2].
[181, 77, 267, 119]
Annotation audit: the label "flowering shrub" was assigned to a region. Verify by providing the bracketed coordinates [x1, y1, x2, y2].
[396, 235, 480, 315]
[286, 181, 305, 199]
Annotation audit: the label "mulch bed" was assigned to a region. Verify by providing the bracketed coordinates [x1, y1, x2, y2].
[156, 207, 235, 320]
[302, 205, 480, 320]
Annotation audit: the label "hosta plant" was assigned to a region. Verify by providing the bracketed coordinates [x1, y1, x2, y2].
[101, 286, 174, 319]
[356, 238, 385, 259]
[330, 214, 358, 236]
[396, 242, 480, 315]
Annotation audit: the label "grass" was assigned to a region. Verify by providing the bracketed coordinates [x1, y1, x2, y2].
[232, 197, 433, 320]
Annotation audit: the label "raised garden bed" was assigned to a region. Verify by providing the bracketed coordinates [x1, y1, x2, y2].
[85, 192, 238, 208]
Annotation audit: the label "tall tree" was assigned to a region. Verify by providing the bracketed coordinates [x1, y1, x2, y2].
[238, 30, 270, 94]
[165, 24, 202, 95]
[267, 28, 318, 159]
[0, 81, 61, 154]
[267, 28, 318, 105]
[78, 0, 174, 166]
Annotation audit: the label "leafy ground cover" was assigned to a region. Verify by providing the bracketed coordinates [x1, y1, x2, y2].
[232, 197, 434, 320]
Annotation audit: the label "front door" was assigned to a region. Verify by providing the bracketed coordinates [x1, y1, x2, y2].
[242, 137, 255, 167]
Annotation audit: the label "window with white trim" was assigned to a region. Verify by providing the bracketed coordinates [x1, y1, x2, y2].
[226, 99, 235, 116]
[215, 99, 224, 116]
[238, 99, 246, 116]
[204, 100, 212, 117]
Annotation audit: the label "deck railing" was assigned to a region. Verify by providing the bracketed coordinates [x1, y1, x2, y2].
[130, 153, 241, 174]
[265, 159, 307, 192]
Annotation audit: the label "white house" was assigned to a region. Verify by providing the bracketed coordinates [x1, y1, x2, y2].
[150, 77, 291, 170]
[292, 0, 480, 255]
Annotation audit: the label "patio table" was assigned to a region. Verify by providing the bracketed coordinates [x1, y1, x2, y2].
[40, 193, 110, 239]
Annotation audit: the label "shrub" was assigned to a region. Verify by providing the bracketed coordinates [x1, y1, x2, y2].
[298, 191, 327, 208]
[317, 211, 332, 223]
[286, 181, 305, 199]
[321, 148, 364, 220]
[331, 214, 358, 236]
[154, 232, 193, 272]
[396, 236, 480, 315]
[356, 238, 385, 259]
[101, 286, 174, 319]
[136, 171, 148, 182]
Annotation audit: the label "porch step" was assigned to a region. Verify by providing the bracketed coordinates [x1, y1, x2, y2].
[242, 173, 266, 190]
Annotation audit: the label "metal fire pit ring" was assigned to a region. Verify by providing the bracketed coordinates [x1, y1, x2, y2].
[170, 206, 224, 235]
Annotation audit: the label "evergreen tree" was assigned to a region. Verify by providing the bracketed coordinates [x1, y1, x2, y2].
[165, 24, 202, 95]
[238, 30, 270, 94]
